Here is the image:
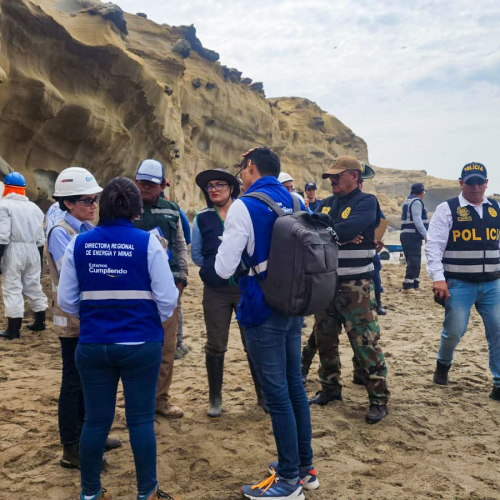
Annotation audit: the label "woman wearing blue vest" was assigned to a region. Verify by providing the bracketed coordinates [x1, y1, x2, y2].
[192, 168, 265, 418]
[58, 178, 179, 500]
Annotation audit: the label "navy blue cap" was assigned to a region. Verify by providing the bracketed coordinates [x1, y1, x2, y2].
[305, 181, 317, 190]
[461, 162, 487, 182]
[411, 182, 425, 194]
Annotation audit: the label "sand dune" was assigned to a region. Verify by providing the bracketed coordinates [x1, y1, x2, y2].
[1, 263, 500, 499]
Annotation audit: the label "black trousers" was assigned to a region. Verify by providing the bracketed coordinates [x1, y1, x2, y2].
[400, 234, 423, 289]
[59, 337, 85, 446]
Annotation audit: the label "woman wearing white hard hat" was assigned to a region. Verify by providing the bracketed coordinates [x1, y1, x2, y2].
[47, 167, 121, 469]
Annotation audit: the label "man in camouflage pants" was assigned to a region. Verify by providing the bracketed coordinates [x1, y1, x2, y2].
[310, 156, 390, 424]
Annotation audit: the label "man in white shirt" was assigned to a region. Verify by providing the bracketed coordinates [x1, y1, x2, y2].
[425, 162, 500, 401]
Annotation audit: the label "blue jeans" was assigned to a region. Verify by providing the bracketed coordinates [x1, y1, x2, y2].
[438, 279, 500, 387]
[245, 310, 313, 480]
[75, 342, 162, 496]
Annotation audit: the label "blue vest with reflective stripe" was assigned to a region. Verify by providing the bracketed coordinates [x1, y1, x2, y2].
[73, 219, 163, 343]
[443, 197, 500, 282]
[401, 196, 429, 238]
[238, 176, 297, 327]
[197, 208, 230, 288]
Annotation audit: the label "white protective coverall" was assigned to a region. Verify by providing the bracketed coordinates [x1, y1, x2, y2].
[0, 193, 48, 318]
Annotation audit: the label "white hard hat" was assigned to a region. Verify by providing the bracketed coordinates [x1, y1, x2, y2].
[53, 167, 103, 197]
[278, 172, 294, 184]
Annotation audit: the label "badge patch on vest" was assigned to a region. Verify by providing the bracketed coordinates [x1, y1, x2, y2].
[321, 206, 331, 214]
[457, 206, 472, 222]
[489, 207, 498, 218]
[341, 207, 351, 219]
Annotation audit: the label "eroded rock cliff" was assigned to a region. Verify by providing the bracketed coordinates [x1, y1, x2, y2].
[0, 0, 458, 214]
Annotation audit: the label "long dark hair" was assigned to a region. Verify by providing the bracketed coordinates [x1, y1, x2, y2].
[98, 177, 142, 225]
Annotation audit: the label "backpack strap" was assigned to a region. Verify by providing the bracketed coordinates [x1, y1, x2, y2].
[291, 194, 300, 212]
[243, 192, 285, 217]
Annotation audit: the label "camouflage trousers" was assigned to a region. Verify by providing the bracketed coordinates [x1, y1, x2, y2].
[314, 278, 390, 404]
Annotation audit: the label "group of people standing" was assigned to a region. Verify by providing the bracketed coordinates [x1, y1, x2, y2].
[0, 152, 498, 500]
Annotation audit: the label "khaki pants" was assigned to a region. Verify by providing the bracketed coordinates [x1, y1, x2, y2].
[156, 305, 180, 401]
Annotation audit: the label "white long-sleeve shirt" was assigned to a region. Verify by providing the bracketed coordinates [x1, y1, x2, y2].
[214, 199, 255, 279]
[425, 193, 500, 282]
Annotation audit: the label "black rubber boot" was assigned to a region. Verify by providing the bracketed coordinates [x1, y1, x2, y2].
[309, 385, 342, 406]
[60, 442, 80, 469]
[26, 310, 46, 332]
[433, 361, 451, 385]
[104, 437, 122, 452]
[366, 403, 389, 424]
[247, 355, 268, 413]
[375, 291, 387, 316]
[0, 318, 22, 340]
[206, 353, 224, 418]
[301, 343, 317, 385]
[353, 371, 365, 385]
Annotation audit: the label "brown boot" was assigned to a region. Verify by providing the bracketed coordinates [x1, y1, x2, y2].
[156, 396, 184, 418]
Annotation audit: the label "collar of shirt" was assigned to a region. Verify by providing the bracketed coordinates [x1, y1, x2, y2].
[459, 193, 491, 208]
[64, 212, 93, 233]
[245, 176, 283, 194]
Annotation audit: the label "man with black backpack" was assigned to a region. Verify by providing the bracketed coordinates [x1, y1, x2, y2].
[215, 147, 318, 500]
[310, 155, 390, 424]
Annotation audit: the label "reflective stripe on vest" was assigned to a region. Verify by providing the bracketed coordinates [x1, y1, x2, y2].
[337, 263, 374, 276]
[443, 250, 500, 259]
[151, 208, 180, 216]
[444, 263, 500, 273]
[81, 290, 155, 301]
[338, 249, 376, 259]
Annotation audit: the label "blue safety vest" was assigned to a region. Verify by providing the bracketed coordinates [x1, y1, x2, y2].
[238, 176, 297, 327]
[73, 219, 163, 343]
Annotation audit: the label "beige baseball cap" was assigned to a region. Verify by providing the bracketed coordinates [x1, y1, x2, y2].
[322, 155, 375, 179]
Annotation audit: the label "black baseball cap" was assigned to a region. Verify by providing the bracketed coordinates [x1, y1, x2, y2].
[411, 182, 425, 194]
[460, 162, 487, 183]
[305, 181, 317, 190]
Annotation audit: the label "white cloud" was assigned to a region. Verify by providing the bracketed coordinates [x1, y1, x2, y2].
[118, 0, 500, 191]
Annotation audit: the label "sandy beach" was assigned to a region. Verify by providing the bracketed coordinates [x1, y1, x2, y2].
[1, 262, 500, 499]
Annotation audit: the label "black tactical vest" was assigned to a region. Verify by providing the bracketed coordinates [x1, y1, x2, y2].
[442, 197, 500, 282]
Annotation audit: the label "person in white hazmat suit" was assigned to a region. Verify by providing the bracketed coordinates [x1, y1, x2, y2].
[0, 172, 48, 340]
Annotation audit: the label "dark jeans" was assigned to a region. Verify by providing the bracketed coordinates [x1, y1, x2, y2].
[245, 310, 313, 480]
[400, 235, 423, 289]
[76, 342, 162, 497]
[59, 337, 85, 446]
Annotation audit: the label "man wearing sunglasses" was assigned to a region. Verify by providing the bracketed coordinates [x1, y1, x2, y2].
[310, 156, 390, 424]
[426, 162, 500, 401]
[134, 159, 188, 419]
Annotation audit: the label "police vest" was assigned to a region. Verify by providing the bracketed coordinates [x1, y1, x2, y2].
[401, 196, 429, 238]
[329, 190, 379, 281]
[134, 198, 181, 279]
[442, 197, 500, 282]
[46, 220, 80, 338]
[197, 207, 232, 288]
[73, 219, 163, 343]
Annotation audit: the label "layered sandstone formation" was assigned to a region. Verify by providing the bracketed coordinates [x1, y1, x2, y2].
[0, 0, 459, 215]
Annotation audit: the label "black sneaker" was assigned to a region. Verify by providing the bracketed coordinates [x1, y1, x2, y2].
[366, 403, 389, 424]
[308, 390, 342, 406]
[489, 387, 500, 401]
[433, 361, 451, 385]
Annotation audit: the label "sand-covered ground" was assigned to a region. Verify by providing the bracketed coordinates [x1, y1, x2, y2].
[1, 262, 500, 499]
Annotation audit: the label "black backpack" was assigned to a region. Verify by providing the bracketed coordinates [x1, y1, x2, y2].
[244, 192, 339, 316]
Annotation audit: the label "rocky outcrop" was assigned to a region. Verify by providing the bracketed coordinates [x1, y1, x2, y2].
[0, 0, 458, 214]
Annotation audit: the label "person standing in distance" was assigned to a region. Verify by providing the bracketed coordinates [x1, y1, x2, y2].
[400, 183, 428, 293]
[215, 147, 317, 500]
[0, 172, 47, 340]
[310, 156, 390, 424]
[426, 162, 500, 400]
[134, 159, 188, 419]
[304, 181, 322, 212]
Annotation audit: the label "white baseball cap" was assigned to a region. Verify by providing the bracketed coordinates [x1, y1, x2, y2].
[136, 159, 165, 185]
[278, 172, 294, 184]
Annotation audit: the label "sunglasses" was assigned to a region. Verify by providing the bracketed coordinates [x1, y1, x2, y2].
[464, 178, 486, 186]
[77, 195, 100, 206]
[205, 182, 229, 192]
[326, 171, 350, 182]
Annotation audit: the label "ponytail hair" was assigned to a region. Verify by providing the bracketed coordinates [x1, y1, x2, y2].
[98, 177, 142, 225]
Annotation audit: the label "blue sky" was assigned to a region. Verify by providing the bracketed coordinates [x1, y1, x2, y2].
[118, 0, 500, 192]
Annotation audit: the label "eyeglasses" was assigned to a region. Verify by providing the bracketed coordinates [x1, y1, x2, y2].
[205, 182, 229, 192]
[77, 195, 99, 206]
[234, 161, 251, 178]
[326, 171, 350, 182]
[465, 178, 486, 186]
